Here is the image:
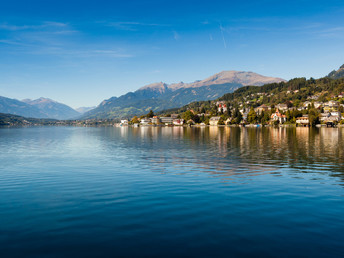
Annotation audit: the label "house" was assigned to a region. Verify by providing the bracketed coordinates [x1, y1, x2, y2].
[120, 119, 129, 126]
[255, 104, 270, 115]
[171, 114, 179, 119]
[209, 116, 221, 126]
[276, 104, 289, 111]
[173, 119, 184, 126]
[187, 119, 195, 125]
[160, 117, 174, 125]
[225, 118, 232, 125]
[216, 101, 228, 113]
[321, 112, 342, 123]
[151, 116, 160, 124]
[271, 109, 287, 123]
[314, 102, 323, 109]
[303, 101, 312, 108]
[140, 118, 151, 125]
[296, 115, 310, 126]
[320, 112, 331, 122]
[324, 100, 339, 112]
[197, 113, 209, 117]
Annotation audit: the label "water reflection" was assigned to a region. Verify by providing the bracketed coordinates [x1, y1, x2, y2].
[92, 126, 344, 185]
[0, 126, 343, 257]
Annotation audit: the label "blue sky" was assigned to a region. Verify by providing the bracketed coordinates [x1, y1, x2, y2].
[1, 0, 344, 108]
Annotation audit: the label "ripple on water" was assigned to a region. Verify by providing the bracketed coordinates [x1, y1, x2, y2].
[0, 126, 344, 257]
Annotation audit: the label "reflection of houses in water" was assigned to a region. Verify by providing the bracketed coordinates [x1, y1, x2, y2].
[112, 126, 344, 183]
[320, 128, 340, 147]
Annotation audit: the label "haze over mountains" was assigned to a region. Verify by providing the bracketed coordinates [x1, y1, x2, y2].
[0, 97, 81, 120]
[83, 71, 285, 119]
[22, 98, 80, 120]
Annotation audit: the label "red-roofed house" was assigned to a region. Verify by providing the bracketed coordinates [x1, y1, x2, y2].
[271, 109, 287, 123]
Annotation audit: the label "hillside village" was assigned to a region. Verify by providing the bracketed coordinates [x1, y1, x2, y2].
[123, 76, 344, 127]
[122, 97, 344, 127]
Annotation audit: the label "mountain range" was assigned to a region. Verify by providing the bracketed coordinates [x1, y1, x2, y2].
[328, 64, 344, 79]
[0, 97, 80, 120]
[83, 71, 285, 119]
[1, 66, 343, 121]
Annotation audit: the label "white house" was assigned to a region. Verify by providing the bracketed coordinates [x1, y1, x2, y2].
[209, 117, 221, 126]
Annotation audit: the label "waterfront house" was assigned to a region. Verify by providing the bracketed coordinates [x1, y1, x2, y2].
[320, 112, 331, 122]
[320, 112, 342, 123]
[225, 118, 232, 125]
[140, 118, 151, 125]
[209, 116, 221, 126]
[296, 116, 310, 126]
[271, 109, 287, 123]
[187, 119, 195, 125]
[160, 117, 174, 125]
[151, 116, 160, 124]
[120, 119, 129, 126]
[173, 119, 184, 126]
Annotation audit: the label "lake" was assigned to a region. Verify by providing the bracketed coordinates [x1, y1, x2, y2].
[0, 126, 343, 257]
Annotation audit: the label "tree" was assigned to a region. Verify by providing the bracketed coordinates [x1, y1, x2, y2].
[182, 110, 194, 121]
[131, 116, 139, 124]
[339, 105, 344, 113]
[227, 106, 232, 117]
[247, 107, 257, 124]
[147, 110, 154, 118]
[182, 110, 200, 123]
[308, 108, 320, 126]
[261, 111, 270, 124]
[218, 117, 225, 125]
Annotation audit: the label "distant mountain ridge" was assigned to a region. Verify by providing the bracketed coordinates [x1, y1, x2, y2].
[83, 71, 285, 119]
[327, 64, 344, 79]
[0, 96, 80, 119]
[75, 106, 96, 114]
[22, 97, 80, 120]
[0, 96, 48, 118]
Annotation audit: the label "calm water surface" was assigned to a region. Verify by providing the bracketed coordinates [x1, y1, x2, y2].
[0, 126, 343, 257]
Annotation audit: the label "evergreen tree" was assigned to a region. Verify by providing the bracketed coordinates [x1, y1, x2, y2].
[147, 110, 155, 118]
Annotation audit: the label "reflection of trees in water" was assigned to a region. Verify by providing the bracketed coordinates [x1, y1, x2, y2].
[99, 126, 344, 183]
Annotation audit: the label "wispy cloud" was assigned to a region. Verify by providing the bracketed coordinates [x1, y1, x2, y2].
[24, 47, 133, 59]
[0, 21, 132, 59]
[104, 21, 167, 31]
[0, 21, 68, 31]
[91, 50, 133, 58]
[219, 23, 227, 49]
[311, 26, 344, 38]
